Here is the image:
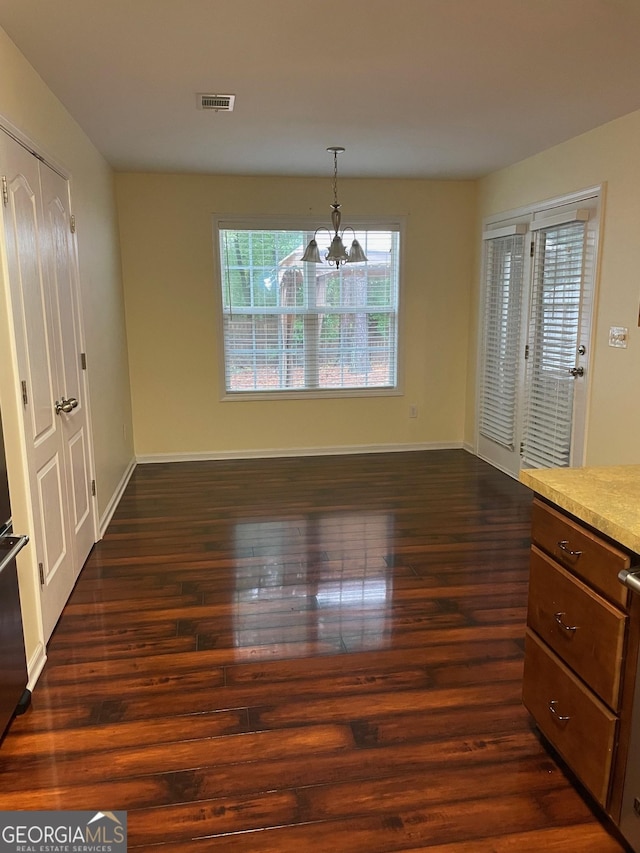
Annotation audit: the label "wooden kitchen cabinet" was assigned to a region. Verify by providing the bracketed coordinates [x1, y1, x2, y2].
[523, 497, 640, 819]
[523, 629, 618, 805]
[527, 545, 627, 710]
[530, 499, 630, 606]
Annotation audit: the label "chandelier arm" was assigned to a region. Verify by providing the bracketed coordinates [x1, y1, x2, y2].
[302, 146, 365, 268]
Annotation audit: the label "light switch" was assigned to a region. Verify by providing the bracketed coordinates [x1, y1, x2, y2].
[609, 326, 628, 348]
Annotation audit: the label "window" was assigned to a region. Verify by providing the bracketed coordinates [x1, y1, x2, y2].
[215, 221, 401, 395]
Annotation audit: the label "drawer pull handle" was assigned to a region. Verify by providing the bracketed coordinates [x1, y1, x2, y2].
[554, 612, 578, 633]
[548, 700, 571, 722]
[558, 540, 583, 558]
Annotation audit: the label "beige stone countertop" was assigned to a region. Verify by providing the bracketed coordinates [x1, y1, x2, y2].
[519, 464, 640, 554]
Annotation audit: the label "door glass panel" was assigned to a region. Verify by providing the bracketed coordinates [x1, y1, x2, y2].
[522, 222, 586, 468]
[479, 234, 526, 450]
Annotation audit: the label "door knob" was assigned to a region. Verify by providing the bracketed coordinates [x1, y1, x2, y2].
[55, 399, 73, 415]
[568, 366, 584, 377]
[54, 397, 79, 415]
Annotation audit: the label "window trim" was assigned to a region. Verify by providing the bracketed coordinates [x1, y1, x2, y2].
[212, 214, 406, 401]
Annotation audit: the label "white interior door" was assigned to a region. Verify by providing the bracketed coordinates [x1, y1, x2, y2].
[39, 164, 94, 570]
[1, 130, 95, 641]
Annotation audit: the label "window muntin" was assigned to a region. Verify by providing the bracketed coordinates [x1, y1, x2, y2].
[217, 224, 400, 394]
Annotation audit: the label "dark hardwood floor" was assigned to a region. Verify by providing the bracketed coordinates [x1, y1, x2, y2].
[0, 450, 627, 851]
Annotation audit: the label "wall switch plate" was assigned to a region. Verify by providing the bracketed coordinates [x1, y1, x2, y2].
[609, 326, 628, 348]
[409, 404, 418, 418]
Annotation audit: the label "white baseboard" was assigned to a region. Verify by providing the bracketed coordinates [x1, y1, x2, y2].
[98, 457, 136, 537]
[136, 441, 464, 464]
[26, 641, 47, 690]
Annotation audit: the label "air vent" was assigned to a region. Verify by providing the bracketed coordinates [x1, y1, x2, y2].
[197, 93, 235, 112]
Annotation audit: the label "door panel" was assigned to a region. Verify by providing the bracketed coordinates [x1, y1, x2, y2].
[68, 429, 90, 534]
[37, 454, 68, 579]
[1, 135, 75, 640]
[1, 130, 96, 641]
[522, 221, 587, 469]
[39, 163, 94, 570]
[477, 231, 527, 475]
[478, 197, 598, 476]
[9, 174, 56, 445]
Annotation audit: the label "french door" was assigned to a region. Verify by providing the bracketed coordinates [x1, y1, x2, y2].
[0, 129, 96, 642]
[477, 196, 599, 477]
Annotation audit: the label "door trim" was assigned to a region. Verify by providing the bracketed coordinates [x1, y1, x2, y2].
[0, 114, 69, 180]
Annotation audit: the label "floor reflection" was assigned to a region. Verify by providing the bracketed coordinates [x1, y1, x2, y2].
[232, 512, 394, 649]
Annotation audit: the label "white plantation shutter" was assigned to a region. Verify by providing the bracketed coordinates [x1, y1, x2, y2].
[522, 220, 587, 468]
[217, 223, 400, 393]
[479, 231, 526, 450]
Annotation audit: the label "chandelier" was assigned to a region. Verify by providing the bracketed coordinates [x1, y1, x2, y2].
[301, 146, 368, 268]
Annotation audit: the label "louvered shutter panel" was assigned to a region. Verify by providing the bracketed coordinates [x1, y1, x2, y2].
[522, 221, 586, 468]
[479, 233, 526, 450]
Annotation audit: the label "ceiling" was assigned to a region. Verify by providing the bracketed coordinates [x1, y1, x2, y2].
[3, 0, 640, 179]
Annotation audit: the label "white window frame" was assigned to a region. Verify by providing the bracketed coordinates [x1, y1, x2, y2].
[212, 215, 405, 400]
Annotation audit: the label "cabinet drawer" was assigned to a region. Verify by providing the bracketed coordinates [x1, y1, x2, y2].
[531, 499, 631, 607]
[523, 630, 617, 806]
[527, 546, 627, 710]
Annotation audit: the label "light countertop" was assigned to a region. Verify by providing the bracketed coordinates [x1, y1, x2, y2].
[519, 464, 640, 554]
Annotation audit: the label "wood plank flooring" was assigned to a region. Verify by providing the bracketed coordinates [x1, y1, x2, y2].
[0, 450, 628, 851]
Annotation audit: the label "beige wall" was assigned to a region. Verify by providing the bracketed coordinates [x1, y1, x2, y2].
[0, 27, 134, 673]
[115, 173, 476, 457]
[468, 110, 640, 467]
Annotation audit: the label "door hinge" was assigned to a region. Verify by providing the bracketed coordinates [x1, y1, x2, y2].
[520, 441, 525, 456]
[2, 176, 8, 206]
[530, 241, 534, 257]
[70, 214, 76, 234]
[38, 562, 45, 586]
[21, 380, 28, 406]
[80, 352, 87, 370]
[91, 479, 96, 497]
[524, 344, 529, 360]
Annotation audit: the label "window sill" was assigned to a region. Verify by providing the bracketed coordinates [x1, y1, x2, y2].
[220, 387, 403, 402]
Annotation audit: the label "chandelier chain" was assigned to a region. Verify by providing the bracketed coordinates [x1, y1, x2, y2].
[300, 145, 367, 267]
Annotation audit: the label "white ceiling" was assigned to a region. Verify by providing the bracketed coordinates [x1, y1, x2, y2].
[3, 0, 640, 179]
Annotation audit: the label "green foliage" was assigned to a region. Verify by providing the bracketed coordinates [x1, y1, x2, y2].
[220, 229, 303, 307]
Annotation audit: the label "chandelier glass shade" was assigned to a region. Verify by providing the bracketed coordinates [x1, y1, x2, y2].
[302, 147, 368, 268]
